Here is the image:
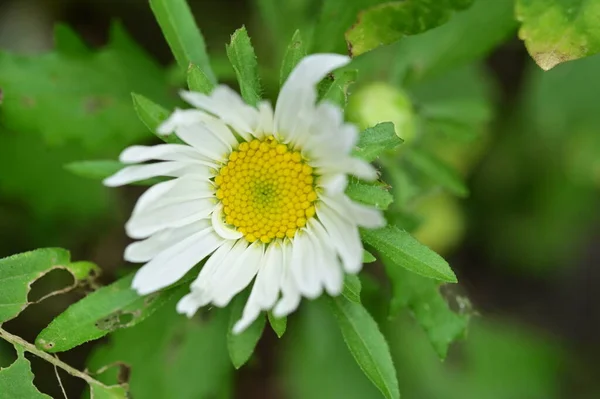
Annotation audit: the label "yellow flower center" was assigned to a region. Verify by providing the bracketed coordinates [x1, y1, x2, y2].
[214, 137, 318, 244]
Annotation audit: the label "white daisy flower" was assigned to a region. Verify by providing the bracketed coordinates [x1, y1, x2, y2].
[104, 54, 385, 334]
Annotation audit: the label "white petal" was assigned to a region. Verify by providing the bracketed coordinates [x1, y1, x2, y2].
[317, 173, 348, 194]
[256, 101, 274, 138]
[323, 195, 386, 229]
[314, 157, 378, 181]
[158, 109, 238, 147]
[126, 198, 216, 239]
[174, 124, 231, 163]
[119, 144, 212, 164]
[309, 220, 344, 296]
[132, 226, 225, 294]
[190, 239, 237, 292]
[290, 231, 322, 299]
[211, 203, 243, 240]
[275, 54, 350, 144]
[124, 222, 205, 262]
[176, 291, 204, 317]
[273, 241, 301, 317]
[316, 201, 363, 274]
[103, 161, 205, 187]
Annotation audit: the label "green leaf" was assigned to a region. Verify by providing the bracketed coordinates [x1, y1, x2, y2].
[361, 225, 457, 283]
[346, 0, 474, 56]
[267, 312, 287, 338]
[65, 160, 165, 186]
[0, 22, 172, 153]
[187, 63, 214, 94]
[89, 382, 128, 399]
[0, 248, 98, 324]
[227, 293, 266, 368]
[354, 122, 403, 162]
[363, 250, 376, 263]
[345, 179, 394, 210]
[35, 273, 185, 352]
[0, 344, 51, 398]
[406, 148, 469, 197]
[149, 0, 216, 82]
[341, 274, 362, 303]
[386, 263, 470, 359]
[516, 0, 600, 70]
[226, 27, 262, 107]
[317, 70, 357, 107]
[329, 296, 399, 399]
[280, 30, 307, 87]
[131, 93, 181, 144]
[54, 24, 89, 55]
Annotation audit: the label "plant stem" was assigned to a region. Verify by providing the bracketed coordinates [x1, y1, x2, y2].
[0, 327, 105, 387]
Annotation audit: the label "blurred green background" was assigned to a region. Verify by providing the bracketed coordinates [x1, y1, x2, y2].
[0, 0, 599, 398]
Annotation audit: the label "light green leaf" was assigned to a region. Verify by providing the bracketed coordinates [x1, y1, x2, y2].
[187, 63, 214, 94]
[131, 93, 180, 144]
[516, 0, 600, 70]
[280, 30, 307, 87]
[329, 296, 399, 399]
[363, 250, 376, 263]
[345, 179, 394, 210]
[0, 248, 98, 324]
[354, 122, 403, 162]
[0, 344, 51, 398]
[227, 293, 266, 369]
[317, 70, 357, 107]
[346, 0, 474, 56]
[267, 312, 287, 338]
[419, 99, 492, 142]
[65, 160, 165, 186]
[89, 382, 128, 399]
[149, 0, 215, 81]
[361, 225, 457, 282]
[36, 273, 185, 352]
[341, 274, 362, 303]
[405, 148, 469, 197]
[386, 263, 470, 359]
[226, 27, 262, 106]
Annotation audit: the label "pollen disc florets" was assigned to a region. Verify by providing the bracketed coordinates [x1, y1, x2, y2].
[214, 136, 317, 243]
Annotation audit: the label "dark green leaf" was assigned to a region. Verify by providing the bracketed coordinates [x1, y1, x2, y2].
[354, 122, 403, 162]
[226, 27, 262, 107]
[131, 93, 181, 144]
[317, 70, 357, 107]
[329, 296, 399, 399]
[280, 30, 307, 87]
[361, 225, 457, 282]
[341, 274, 362, 303]
[187, 63, 214, 94]
[0, 344, 51, 398]
[516, 0, 600, 70]
[227, 293, 266, 369]
[405, 148, 469, 197]
[345, 179, 393, 210]
[149, 0, 216, 81]
[0, 248, 97, 324]
[267, 312, 287, 338]
[36, 273, 185, 352]
[53, 24, 89, 55]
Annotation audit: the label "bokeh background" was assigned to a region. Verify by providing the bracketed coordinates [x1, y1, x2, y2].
[0, 0, 599, 398]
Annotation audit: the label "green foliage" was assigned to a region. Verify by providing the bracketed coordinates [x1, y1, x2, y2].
[149, 0, 216, 81]
[36, 273, 186, 353]
[516, 0, 600, 70]
[131, 93, 180, 144]
[0, 345, 51, 398]
[226, 27, 262, 106]
[89, 383, 129, 399]
[405, 148, 469, 197]
[318, 70, 358, 107]
[0, 248, 97, 324]
[345, 179, 394, 210]
[341, 274, 362, 303]
[65, 160, 125, 181]
[187, 64, 215, 94]
[227, 292, 266, 369]
[353, 122, 403, 162]
[385, 265, 470, 359]
[329, 296, 399, 399]
[267, 312, 287, 338]
[362, 226, 457, 282]
[280, 30, 307, 87]
[363, 250, 377, 263]
[346, 0, 474, 56]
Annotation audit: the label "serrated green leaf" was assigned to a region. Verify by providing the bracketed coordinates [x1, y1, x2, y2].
[35, 273, 185, 352]
[386, 263, 470, 359]
[65, 160, 165, 186]
[131, 93, 181, 144]
[280, 30, 307, 87]
[345, 179, 393, 210]
[346, 0, 474, 57]
[406, 148, 469, 197]
[54, 24, 89, 55]
[516, 0, 600, 70]
[226, 27, 262, 107]
[354, 122, 403, 162]
[0, 248, 98, 324]
[329, 296, 399, 399]
[227, 292, 266, 369]
[363, 250, 376, 263]
[0, 344, 51, 398]
[361, 225, 457, 283]
[187, 63, 214, 94]
[317, 70, 357, 107]
[89, 382, 128, 399]
[149, 0, 215, 82]
[267, 312, 287, 338]
[341, 274, 362, 303]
